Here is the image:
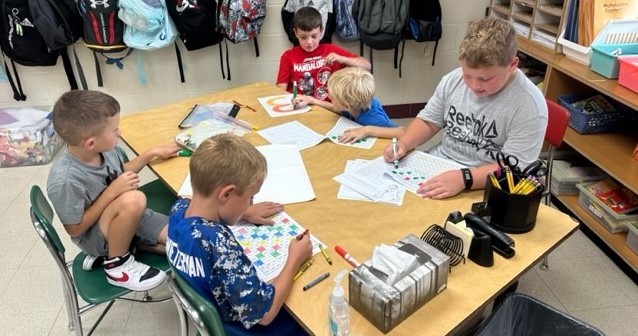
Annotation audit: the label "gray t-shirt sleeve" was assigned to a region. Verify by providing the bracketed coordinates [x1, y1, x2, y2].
[47, 180, 90, 225]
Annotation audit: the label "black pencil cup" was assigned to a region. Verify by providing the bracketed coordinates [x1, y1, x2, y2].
[483, 175, 543, 233]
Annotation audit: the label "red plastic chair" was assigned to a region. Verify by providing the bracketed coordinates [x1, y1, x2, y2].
[540, 99, 571, 270]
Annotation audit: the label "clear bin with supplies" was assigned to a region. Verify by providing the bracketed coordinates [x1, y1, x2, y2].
[576, 181, 638, 234]
[0, 107, 62, 168]
[558, 93, 634, 134]
[590, 19, 638, 79]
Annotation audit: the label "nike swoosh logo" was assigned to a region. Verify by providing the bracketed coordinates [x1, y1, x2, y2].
[107, 272, 129, 282]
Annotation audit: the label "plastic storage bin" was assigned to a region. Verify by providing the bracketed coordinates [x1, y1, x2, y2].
[627, 222, 638, 254]
[0, 107, 62, 168]
[476, 293, 605, 336]
[576, 181, 638, 234]
[618, 55, 638, 93]
[558, 29, 591, 65]
[590, 20, 638, 79]
[558, 94, 633, 134]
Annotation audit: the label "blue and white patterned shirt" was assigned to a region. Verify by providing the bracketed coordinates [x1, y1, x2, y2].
[166, 198, 275, 329]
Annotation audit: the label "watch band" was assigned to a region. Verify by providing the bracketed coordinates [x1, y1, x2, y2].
[461, 168, 473, 190]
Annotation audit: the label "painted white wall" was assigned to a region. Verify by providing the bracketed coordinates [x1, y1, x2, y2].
[0, 1, 490, 116]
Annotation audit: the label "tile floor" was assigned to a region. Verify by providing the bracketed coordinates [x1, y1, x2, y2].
[2, 138, 637, 336]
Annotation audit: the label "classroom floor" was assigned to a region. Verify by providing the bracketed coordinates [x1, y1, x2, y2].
[2, 135, 637, 336]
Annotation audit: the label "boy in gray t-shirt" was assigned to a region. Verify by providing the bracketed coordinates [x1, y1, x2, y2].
[47, 90, 182, 291]
[384, 17, 548, 199]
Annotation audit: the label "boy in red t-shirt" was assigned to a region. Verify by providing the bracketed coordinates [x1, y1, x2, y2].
[276, 6, 370, 111]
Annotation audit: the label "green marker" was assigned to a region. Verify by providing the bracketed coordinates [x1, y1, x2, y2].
[178, 149, 192, 157]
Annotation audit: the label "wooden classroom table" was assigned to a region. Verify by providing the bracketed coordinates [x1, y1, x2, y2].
[120, 82, 579, 336]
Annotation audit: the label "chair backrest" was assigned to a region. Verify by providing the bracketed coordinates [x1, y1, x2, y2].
[545, 99, 571, 147]
[30, 185, 66, 255]
[167, 270, 227, 336]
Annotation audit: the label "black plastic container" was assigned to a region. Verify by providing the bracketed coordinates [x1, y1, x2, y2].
[483, 175, 543, 233]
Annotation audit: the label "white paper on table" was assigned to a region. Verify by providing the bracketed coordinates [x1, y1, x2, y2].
[257, 121, 326, 150]
[325, 117, 377, 150]
[176, 145, 315, 205]
[334, 157, 405, 203]
[257, 94, 311, 118]
[384, 151, 465, 194]
[337, 160, 404, 206]
[258, 118, 379, 151]
[254, 144, 316, 204]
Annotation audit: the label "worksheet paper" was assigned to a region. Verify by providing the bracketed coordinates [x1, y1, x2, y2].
[335, 151, 465, 199]
[177, 144, 316, 205]
[337, 160, 405, 206]
[257, 118, 377, 151]
[257, 94, 311, 118]
[253, 144, 316, 204]
[231, 212, 323, 282]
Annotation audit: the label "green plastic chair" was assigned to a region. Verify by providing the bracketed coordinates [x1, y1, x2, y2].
[167, 269, 227, 336]
[29, 185, 171, 336]
[115, 146, 178, 215]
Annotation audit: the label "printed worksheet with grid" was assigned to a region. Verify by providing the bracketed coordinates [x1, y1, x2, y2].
[230, 212, 322, 282]
[386, 151, 465, 194]
[325, 117, 377, 149]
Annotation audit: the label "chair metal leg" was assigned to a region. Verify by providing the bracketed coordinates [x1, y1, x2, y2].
[540, 256, 549, 270]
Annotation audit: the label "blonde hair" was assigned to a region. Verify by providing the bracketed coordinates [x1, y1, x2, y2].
[189, 134, 267, 197]
[458, 17, 517, 68]
[52, 90, 120, 146]
[327, 67, 375, 112]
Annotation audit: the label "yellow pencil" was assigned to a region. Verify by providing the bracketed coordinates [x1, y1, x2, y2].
[488, 173, 501, 190]
[505, 167, 515, 192]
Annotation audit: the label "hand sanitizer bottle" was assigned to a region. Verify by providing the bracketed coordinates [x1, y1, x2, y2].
[329, 270, 350, 336]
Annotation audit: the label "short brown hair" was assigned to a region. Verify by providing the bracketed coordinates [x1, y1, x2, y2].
[327, 67, 375, 112]
[293, 6, 322, 31]
[52, 90, 120, 146]
[458, 17, 517, 68]
[190, 134, 267, 197]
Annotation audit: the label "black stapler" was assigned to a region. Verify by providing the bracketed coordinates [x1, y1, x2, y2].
[464, 213, 515, 259]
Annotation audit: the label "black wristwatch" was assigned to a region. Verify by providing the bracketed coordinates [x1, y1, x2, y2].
[461, 168, 473, 190]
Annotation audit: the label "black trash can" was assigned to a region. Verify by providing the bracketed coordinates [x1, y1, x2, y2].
[475, 293, 605, 336]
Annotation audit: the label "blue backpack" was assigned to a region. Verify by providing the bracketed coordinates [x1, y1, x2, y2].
[119, 0, 177, 51]
[334, 0, 358, 41]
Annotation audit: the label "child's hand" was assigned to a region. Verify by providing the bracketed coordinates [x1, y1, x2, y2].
[383, 140, 405, 163]
[288, 233, 312, 269]
[151, 142, 181, 159]
[417, 170, 465, 199]
[325, 52, 342, 65]
[107, 171, 141, 197]
[338, 127, 369, 144]
[242, 202, 284, 225]
[292, 95, 313, 109]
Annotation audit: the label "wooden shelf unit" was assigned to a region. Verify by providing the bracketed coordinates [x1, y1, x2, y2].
[518, 37, 638, 274]
[491, 0, 568, 51]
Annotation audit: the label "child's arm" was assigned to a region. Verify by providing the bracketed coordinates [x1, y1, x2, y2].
[241, 202, 284, 225]
[293, 95, 337, 113]
[258, 233, 312, 325]
[326, 52, 371, 71]
[63, 172, 141, 237]
[276, 83, 288, 91]
[123, 142, 181, 173]
[339, 126, 405, 143]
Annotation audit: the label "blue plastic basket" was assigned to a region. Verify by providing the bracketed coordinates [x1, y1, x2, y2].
[558, 94, 634, 134]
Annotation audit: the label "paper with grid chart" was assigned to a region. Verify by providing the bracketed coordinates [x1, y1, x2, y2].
[257, 118, 378, 151]
[385, 151, 465, 194]
[231, 212, 322, 282]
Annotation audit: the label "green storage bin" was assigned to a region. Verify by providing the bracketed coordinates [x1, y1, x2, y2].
[590, 20, 638, 79]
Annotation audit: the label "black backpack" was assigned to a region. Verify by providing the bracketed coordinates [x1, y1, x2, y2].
[406, 0, 442, 66]
[353, 0, 408, 75]
[281, 0, 336, 46]
[167, 0, 222, 51]
[0, 0, 82, 101]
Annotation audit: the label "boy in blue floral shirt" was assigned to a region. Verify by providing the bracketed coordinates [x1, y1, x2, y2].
[166, 134, 312, 335]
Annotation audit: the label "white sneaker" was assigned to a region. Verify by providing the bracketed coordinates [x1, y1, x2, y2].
[82, 254, 104, 271]
[104, 254, 166, 291]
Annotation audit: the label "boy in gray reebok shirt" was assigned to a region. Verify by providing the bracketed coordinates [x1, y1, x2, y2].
[384, 17, 548, 199]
